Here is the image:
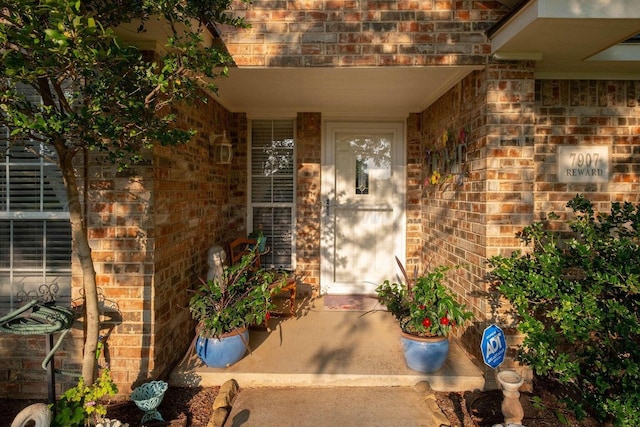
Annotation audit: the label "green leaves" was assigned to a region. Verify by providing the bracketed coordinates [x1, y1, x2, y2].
[489, 195, 640, 426]
[0, 0, 250, 386]
[376, 264, 474, 338]
[51, 368, 118, 426]
[189, 248, 279, 338]
[1, 0, 245, 169]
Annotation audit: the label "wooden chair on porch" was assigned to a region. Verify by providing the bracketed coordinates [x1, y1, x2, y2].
[228, 237, 297, 318]
[228, 237, 262, 268]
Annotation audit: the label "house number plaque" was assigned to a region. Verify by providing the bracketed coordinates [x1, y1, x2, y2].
[557, 145, 609, 183]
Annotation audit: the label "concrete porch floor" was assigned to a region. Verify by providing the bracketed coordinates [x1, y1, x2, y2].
[169, 296, 485, 392]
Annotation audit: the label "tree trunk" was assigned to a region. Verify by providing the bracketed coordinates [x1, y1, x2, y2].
[59, 148, 99, 385]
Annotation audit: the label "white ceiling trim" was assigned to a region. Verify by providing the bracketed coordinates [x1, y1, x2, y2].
[588, 44, 640, 62]
[212, 66, 482, 117]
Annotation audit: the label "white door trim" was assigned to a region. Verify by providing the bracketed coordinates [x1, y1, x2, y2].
[320, 121, 407, 294]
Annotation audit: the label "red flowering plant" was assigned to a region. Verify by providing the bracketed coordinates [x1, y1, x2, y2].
[376, 258, 473, 337]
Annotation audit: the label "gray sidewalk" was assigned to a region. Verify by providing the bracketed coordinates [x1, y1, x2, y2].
[224, 383, 451, 427]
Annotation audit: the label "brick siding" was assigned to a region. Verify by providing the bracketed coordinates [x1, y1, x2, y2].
[296, 113, 323, 293]
[534, 80, 640, 218]
[3, 0, 639, 400]
[86, 93, 238, 394]
[220, 0, 507, 67]
[418, 66, 640, 384]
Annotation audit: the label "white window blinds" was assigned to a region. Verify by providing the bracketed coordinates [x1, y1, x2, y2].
[250, 120, 295, 270]
[0, 87, 71, 311]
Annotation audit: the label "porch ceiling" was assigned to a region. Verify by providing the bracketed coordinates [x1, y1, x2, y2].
[212, 66, 481, 118]
[489, 0, 640, 79]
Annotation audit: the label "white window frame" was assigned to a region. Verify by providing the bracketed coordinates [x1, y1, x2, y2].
[1, 125, 71, 310]
[247, 119, 297, 270]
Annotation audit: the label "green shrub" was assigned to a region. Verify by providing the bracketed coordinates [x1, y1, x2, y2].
[189, 247, 279, 338]
[488, 194, 640, 426]
[376, 262, 474, 337]
[51, 368, 118, 427]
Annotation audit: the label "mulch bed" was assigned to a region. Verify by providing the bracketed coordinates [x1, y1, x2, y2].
[104, 386, 220, 427]
[0, 386, 219, 427]
[436, 377, 602, 427]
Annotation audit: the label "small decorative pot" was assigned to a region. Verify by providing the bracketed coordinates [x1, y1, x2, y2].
[400, 332, 449, 373]
[196, 328, 249, 368]
[131, 380, 168, 425]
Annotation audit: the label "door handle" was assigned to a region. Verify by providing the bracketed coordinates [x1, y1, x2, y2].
[325, 198, 330, 224]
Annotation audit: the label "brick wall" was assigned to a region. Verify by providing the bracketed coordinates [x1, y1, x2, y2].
[79, 92, 239, 395]
[534, 80, 640, 218]
[296, 113, 323, 293]
[83, 149, 157, 391]
[220, 0, 506, 67]
[406, 114, 422, 274]
[481, 61, 537, 386]
[420, 67, 497, 318]
[483, 61, 537, 260]
[420, 63, 535, 388]
[151, 96, 238, 384]
[2, 7, 637, 398]
[0, 334, 79, 399]
[418, 67, 640, 386]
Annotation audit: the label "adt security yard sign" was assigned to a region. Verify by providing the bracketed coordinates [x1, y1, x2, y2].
[481, 324, 506, 369]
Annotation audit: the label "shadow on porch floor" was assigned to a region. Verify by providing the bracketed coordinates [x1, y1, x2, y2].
[169, 296, 485, 392]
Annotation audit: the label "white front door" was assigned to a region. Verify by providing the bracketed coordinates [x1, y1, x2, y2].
[321, 121, 406, 295]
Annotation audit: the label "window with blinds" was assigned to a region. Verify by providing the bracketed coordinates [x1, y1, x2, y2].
[250, 120, 295, 270]
[0, 97, 72, 311]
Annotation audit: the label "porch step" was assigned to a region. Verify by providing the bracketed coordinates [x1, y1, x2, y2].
[170, 354, 485, 391]
[169, 298, 485, 392]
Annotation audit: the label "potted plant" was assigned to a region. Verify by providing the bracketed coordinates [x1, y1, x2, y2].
[376, 257, 474, 373]
[189, 247, 279, 368]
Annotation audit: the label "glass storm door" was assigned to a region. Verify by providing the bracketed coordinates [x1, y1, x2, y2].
[321, 122, 406, 295]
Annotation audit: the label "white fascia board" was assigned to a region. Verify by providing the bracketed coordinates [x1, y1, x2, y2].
[538, 0, 640, 19]
[492, 51, 543, 61]
[587, 44, 640, 61]
[490, 0, 541, 53]
[490, 0, 640, 53]
[535, 70, 640, 80]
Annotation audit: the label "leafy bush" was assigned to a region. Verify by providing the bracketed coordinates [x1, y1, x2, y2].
[488, 195, 640, 426]
[376, 259, 473, 337]
[189, 247, 279, 338]
[51, 368, 118, 427]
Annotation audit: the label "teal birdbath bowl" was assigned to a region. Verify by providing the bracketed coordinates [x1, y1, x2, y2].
[131, 380, 168, 424]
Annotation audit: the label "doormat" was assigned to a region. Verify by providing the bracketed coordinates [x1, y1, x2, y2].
[322, 294, 385, 312]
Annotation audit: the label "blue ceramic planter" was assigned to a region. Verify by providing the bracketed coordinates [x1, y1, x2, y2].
[196, 328, 249, 368]
[400, 332, 449, 373]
